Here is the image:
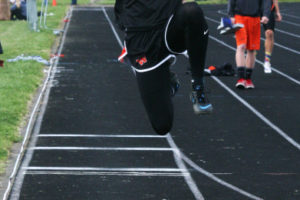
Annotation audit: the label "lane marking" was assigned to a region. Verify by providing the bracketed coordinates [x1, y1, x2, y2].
[102, 7, 205, 200]
[31, 146, 175, 151]
[260, 37, 300, 55]
[281, 19, 300, 27]
[166, 134, 205, 200]
[281, 12, 300, 20]
[24, 166, 184, 172]
[3, 7, 74, 200]
[102, 7, 123, 48]
[184, 51, 300, 150]
[73, 7, 103, 11]
[211, 76, 300, 150]
[206, 16, 300, 55]
[24, 171, 187, 177]
[38, 134, 167, 138]
[275, 28, 300, 39]
[180, 151, 264, 200]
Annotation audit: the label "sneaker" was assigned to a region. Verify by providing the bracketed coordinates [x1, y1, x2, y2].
[245, 79, 255, 89]
[170, 72, 180, 97]
[190, 86, 213, 114]
[264, 61, 272, 73]
[217, 17, 244, 35]
[235, 78, 246, 89]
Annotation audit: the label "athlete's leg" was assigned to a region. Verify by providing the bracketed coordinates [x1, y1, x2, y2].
[166, 2, 212, 114]
[135, 63, 173, 135]
[167, 2, 208, 87]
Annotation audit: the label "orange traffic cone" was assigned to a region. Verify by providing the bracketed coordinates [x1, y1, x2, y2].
[52, 0, 57, 6]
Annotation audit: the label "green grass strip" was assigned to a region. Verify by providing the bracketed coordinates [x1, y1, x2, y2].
[0, 0, 91, 173]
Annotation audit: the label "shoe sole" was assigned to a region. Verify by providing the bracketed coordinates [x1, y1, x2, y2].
[193, 104, 213, 115]
[264, 69, 272, 74]
[236, 84, 245, 89]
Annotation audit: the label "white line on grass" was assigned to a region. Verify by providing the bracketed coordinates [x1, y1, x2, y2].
[2, 8, 74, 200]
[5, 8, 74, 200]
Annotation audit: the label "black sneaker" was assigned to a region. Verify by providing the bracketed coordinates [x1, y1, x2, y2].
[170, 72, 180, 97]
[190, 85, 213, 114]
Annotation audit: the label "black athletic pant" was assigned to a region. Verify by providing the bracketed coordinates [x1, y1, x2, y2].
[136, 2, 209, 135]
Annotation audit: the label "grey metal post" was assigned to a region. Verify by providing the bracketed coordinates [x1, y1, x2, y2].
[27, 0, 39, 31]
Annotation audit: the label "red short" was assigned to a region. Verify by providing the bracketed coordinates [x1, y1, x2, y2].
[234, 15, 261, 50]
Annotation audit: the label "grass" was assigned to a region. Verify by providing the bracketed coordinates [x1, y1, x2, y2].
[0, 0, 91, 173]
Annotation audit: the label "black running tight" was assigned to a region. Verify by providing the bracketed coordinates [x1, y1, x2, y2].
[136, 2, 209, 135]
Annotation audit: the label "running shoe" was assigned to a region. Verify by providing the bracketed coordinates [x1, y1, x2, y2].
[245, 79, 255, 89]
[264, 61, 272, 73]
[235, 78, 246, 89]
[170, 72, 180, 97]
[190, 85, 213, 115]
[217, 17, 244, 35]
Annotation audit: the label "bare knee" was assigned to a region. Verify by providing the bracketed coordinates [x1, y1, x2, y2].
[265, 29, 274, 39]
[237, 44, 246, 52]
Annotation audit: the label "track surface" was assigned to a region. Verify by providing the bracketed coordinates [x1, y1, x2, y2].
[8, 4, 300, 200]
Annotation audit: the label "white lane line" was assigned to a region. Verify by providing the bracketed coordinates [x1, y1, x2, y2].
[260, 37, 300, 55]
[167, 134, 205, 200]
[73, 7, 103, 11]
[208, 34, 300, 86]
[24, 171, 187, 177]
[24, 170, 232, 176]
[275, 28, 300, 39]
[102, 7, 205, 200]
[2, 8, 73, 200]
[281, 19, 300, 27]
[38, 134, 167, 138]
[102, 7, 123, 48]
[216, 11, 300, 38]
[168, 133, 263, 200]
[281, 13, 300, 20]
[206, 16, 300, 55]
[31, 146, 174, 151]
[23, 166, 184, 172]
[212, 76, 300, 151]
[180, 152, 264, 200]
[7, 9, 74, 200]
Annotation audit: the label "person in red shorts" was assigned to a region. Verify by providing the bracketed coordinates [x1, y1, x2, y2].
[228, 0, 272, 89]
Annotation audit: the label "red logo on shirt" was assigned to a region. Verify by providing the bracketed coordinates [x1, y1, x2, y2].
[136, 56, 147, 66]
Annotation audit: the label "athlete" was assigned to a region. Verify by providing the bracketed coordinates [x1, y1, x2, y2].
[114, 0, 212, 135]
[263, 0, 282, 73]
[228, 0, 272, 89]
